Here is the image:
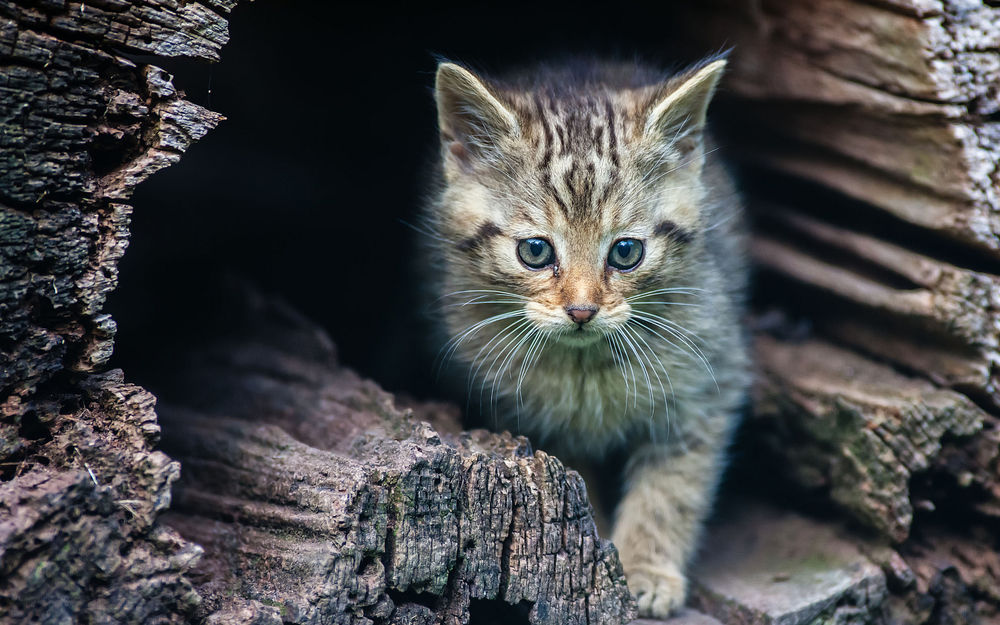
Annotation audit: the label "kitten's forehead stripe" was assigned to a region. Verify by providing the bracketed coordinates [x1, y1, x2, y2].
[516, 92, 632, 222]
[458, 221, 503, 251]
[653, 220, 693, 244]
[604, 99, 620, 168]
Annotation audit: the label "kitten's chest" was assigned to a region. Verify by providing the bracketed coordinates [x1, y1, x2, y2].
[506, 342, 704, 446]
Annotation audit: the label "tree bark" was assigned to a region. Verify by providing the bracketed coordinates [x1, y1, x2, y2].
[678, 0, 1000, 542]
[679, 0, 1000, 253]
[1, 1, 228, 622]
[670, 1, 1000, 623]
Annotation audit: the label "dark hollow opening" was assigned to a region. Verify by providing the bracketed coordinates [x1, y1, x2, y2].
[107, 1, 713, 399]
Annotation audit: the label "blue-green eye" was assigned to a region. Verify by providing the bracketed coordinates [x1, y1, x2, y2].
[517, 238, 555, 269]
[608, 239, 644, 271]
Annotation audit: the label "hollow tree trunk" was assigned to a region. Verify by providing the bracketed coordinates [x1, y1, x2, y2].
[3, 1, 1000, 625]
[158, 287, 635, 625]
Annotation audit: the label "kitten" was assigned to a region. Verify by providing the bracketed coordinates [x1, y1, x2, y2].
[425, 57, 749, 617]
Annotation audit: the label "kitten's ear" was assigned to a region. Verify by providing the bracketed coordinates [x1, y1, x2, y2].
[644, 59, 726, 153]
[435, 62, 518, 167]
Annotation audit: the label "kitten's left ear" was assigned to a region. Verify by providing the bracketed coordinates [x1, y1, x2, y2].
[644, 59, 727, 153]
[435, 62, 519, 169]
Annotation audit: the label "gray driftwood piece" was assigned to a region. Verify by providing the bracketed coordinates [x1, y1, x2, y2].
[0, 1, 230, 623]
[158, 293, 635, 625]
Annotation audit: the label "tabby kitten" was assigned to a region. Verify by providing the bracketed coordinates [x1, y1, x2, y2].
[426, 57, 749, 617]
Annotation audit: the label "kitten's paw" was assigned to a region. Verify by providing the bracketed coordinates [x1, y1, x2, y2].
[626, 563, 687, 618]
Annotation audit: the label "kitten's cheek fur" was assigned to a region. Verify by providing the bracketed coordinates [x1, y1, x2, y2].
[524, 301, 564, 328]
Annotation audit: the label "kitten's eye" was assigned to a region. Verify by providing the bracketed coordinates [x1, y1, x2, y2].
[517, 238, 555, 269]
[608, 239, 644, 271]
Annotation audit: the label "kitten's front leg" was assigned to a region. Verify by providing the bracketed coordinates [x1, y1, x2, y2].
[611, 425, 729, 618]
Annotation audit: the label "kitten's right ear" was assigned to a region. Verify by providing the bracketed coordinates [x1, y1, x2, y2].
[435, 62, 518, 168]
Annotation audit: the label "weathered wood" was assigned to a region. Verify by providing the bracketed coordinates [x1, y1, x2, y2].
[754, 205, 1000, 410]
[2, 1, 999, 623]
[689, 504, 1000, 625]
[690, 504, 887, 625]
[753, 333, 995, 543]
[673, 3, 1000, 618]
[0, 0, 227, 407]
[0, 1, 230, 622]
[157, 293, 636, 625]
[679, 0, 1000, 255]
[0, 371, 203, 623]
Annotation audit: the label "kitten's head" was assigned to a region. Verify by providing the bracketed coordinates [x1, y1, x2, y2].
[430, 58, 725, 352]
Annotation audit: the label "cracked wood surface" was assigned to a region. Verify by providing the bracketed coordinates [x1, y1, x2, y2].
[680, 0, 1000, 255]
[158, 293, 636, 625]
[2, 1, 999, 623]
[1, 0, 225, 409]
[753, 333, 996, 543]
[0, 1, 230, 622]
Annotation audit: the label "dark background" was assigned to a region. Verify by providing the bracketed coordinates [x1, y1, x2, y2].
[108, 1, 714, 397]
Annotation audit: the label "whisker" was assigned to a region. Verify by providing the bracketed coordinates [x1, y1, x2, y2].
[631, 313, 719, 392]
[627, 301, 701, 307]
[448, 299, 529, 307]
[617, 325, 654, 418]
[466, 318, 532, 420]
[485, 322, 537, 417]
[436, 310, 524, 375]
[623, 322, 675, 445]
[400, 218, 456, 245]
[605, 333, 627, 415]
[616, 332, 638, 414]
[515, 330, 548, 413]
[435, 289, 530, 304]
[467, 317, 533, 397]
[631, 311, 713, 361]
[626, 287, 705, 302]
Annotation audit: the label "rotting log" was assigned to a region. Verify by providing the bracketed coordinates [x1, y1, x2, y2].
[157, 290, 636, 625]
[3, 0, 1000, 624]
[754, 205, 1000, 412]
[1, 1, 230, 622]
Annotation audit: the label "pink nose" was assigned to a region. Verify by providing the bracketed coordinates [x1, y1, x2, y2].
[566, 306, 598, 324]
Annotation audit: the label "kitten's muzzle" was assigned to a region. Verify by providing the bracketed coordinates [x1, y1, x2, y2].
[565, 305, 598, 324]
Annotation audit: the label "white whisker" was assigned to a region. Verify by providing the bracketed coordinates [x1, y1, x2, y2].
[630, 312, 719, 392]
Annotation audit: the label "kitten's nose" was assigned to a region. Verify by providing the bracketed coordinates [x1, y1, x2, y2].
[566, 305, 598, 324]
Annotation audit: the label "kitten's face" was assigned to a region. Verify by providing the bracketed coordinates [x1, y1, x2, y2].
[442, 159, 694, 348]
[431, 60, 724, 354]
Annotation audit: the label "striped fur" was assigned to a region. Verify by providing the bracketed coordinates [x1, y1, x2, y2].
[425, 58, 749, 617]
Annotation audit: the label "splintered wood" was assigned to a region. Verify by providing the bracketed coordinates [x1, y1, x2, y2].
[1, 1, 229, 623]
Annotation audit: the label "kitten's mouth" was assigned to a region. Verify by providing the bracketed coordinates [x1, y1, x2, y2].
[556, 326, 604, 346]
